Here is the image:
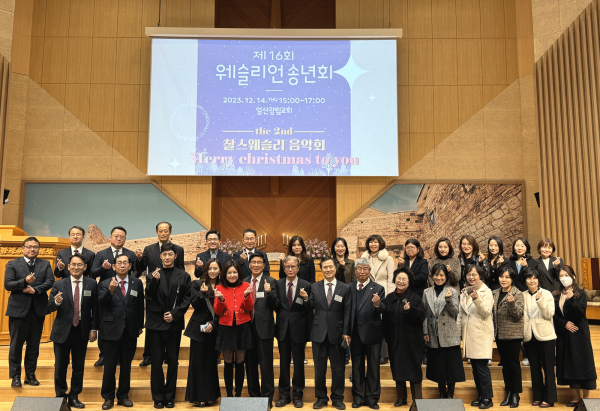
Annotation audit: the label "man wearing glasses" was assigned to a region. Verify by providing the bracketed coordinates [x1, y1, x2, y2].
[55, 226, 96, 279]
[194, 229, 232, 279]
[4, 237, 54, 388]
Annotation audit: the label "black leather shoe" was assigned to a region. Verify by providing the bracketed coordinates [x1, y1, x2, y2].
[352, 401, 363, 408]
[276, 399, 290, 407]
[165, 401, 175, 408]
[154, 402, 164, 409]
[567, 401, 580, 407]
[394, 399, 407, 407]
[368, 402, 379, 410]
[118, 398, 134, 407]
[294, 400, 304, 408]
[24, 374, 39, 386]
[333, 401, 346, 410]
[102, 399, 114, 410]
[94, 357, 104, 367]
[510, 394, 520, 408]
[501, 392, 512, 406]
[139, 357, 151, 366]
[471, 398, 482, 407]
[313, 400, 328, 409]
[68, 397, 86, 408]
[11, 377, 21, 388]
[349, 373, 353, 382]
[479, 399, 493, 409]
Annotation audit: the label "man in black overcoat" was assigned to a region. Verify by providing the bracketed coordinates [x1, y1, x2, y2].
[233, 228, 270, 278]
[194, 229, 232, 278]
[54, 225, 95, 279]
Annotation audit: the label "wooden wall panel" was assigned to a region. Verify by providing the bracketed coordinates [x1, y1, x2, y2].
[535, 0, 600, 272]
[281, 0, 335, 29]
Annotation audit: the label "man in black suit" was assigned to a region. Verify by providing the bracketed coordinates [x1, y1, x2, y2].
[98, 254, 145, 410]
[349, 258, 385, 410]
[48, 254, 99, 409]
[145, 243, 192, 409]
[134, 221, 184, 367]
[91, 226, 138, 366]
[233, 228, 270, 278]
[275, 255, 311, 408]
[4, 237, 54, 388]
[244, 253, 278, 408]
[54, 226, 95, 279]
[194, 229, 232, 278]
[309, 257, 352, 410]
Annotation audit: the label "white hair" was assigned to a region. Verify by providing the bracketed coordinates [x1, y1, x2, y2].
[355, 258, 372, 269]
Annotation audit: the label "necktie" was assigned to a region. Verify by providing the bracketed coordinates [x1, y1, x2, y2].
[120, 280, 126, 296]
[327, 283, 333, 306]
[114, 249, 119, 260]
[74, 249, 79, 255]
[73, 280, 80, 327]
[251, 278, 257, 321]
[27, 260, 35, 271]
[359, 283, 363, 291]
[288, 282, 294, 307]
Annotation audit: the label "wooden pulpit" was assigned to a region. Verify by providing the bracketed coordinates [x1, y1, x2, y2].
[0, 225, 70, 345]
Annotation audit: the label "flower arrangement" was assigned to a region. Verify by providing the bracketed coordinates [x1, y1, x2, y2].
[220, 239, 244, 255]
[305, 238, 331, 260]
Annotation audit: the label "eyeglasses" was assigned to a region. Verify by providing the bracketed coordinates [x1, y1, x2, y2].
[284, 265, 298, 270]
[115, 262, 129, 266]
[355, 266, 370, 272]
[69, 264, 85, 268]
[250, 261, 264, 266]
[466, 274, 479, 278]
[397, 280, 408, 284]
[24, 246, 40, 250]
[405, 245, 417, 250]
[111, 235, 126, 240]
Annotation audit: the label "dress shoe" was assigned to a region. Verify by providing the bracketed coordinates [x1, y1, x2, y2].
[346, 358, 350, 365]
[566, 401, 580, 408]
[368, 402, 380, 410]
[293, 400, 304, 408]
[333, 401, 346, 410]
[313, 400, 328, 409]
[471, 398, 482, 407]
[276, 398, 291, 407]
[479, 399, 493, 409]
[539, 403, 554, 408]
[510, 394, 520, 408]
[102, 399, 114, 410]
[532, 401, 541, 406]
[380, 357, 389, 365]
[349, 373, 353, 382]
[500, 392, 512, 406]
[24, 374, 40, 386]
[68, 397, 86, 408]
[139, 357, 151, 366]
[11, 377, 21, 388]
[217, 358, 221, 364]
[394, 399, 408, 407]
[352, 400, 363, 408]
[117, 398, 134, 407]
[154, 402, 164, 409]
[165, 400, 175, 408]
[94, 357, 104, 367]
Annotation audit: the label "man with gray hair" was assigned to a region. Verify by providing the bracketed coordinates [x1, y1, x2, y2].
[349, 258, 385, 409]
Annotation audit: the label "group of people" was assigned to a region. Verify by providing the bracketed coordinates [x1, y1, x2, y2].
[3, 225, 597, 410]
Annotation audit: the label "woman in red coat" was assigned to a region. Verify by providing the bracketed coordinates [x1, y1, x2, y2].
[214, 261, 254, 397]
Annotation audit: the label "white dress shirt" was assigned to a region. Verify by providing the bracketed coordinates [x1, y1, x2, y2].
[71, 245, 84, 254]
[286, 276, 299, 298]
[55, 276, 84, 319]
[111, 246, 122, 258]
[115, 275, 129, 295]
[356, 278, 370, 290]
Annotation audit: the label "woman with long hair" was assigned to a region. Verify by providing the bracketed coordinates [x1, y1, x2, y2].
[486, 236, 509, 290]
[427, 237, 461, 293]
[458, 235, 490, 290]
[508, 237, 539, 292]
[331, 237, 356, 284]
[279, 235, 316, 283]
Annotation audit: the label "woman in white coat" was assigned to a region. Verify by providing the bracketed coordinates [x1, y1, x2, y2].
[458, 264, 495, 409]
[522, 269, 557, 407]
[362, 234, 395, 364]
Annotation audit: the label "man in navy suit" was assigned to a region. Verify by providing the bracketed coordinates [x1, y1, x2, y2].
[48, 254, 99, 409]
[4, 237, 54, 388]
[54, 226, 95, 279]
[233, 228, 270, 278]
[194, 229, 232, 278]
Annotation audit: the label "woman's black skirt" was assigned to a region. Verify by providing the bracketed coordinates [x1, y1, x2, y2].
[426, 344, 466, 383]
[185, 335, 221, 403]
[215, 319, 254, 352]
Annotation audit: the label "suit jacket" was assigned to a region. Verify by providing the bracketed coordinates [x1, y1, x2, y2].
[349, 281, 385, 345]
[334, 258, 356, 284]
[522, 288, 556, 342]
[509, 256, 539, 291]
[535, 257, 563, 292]
[145, 267, 192, 331]
[403, 258, 429, 297]
[91, 247, 138, 282]
[492, 285, 524, 339]
[48, 276, 99, 344]
[233, 249, 270, 278]
[308, 280, 351, 345]
[4, 257, 54, 318]
[98, 276, 145, 340]
[278, 258, 316, 283]
[274, 277, 312, 343]
[244, 274, 278, 339]
[137, 242, 185, 276]
[194, 249, 232, 278]
[54, 247, 95, 279]
[422, 285, 461, 348]
[184, 280, 220, 342]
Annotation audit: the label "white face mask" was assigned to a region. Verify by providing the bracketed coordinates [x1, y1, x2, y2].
[560, 276, 573, 288]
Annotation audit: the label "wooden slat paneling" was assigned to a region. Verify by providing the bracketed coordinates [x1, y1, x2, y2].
[535, 0, 600, 274]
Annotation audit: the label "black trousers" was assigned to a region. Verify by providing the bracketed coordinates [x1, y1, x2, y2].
[101, 330, 138, 401]
[143, 330, 150, 359]
[313, 335, 346, 402]
[147, 328, 183, 402]
[471, 359, 494, 398]
[351, 329, 381, 404]
[8, 306, 45, 378]
[524, 337, 557, 403]
[496, 339, 523, 393]
[277, 328, 306, 401]
[54, 325, 89, 398]
[245, 323, 275, 403]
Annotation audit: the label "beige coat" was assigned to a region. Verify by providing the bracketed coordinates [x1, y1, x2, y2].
[523, 288, 556, 342]
[361, 249, 395, 296]
[457, 283, 494, 359]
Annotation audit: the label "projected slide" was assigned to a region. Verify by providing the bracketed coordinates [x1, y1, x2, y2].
[148, 38, 398, 176]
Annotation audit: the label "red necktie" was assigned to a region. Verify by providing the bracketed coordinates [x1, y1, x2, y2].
[120, 280, 126, 296]
[73, 280, 80, 327]
[251, 278, 257, 321]
[359, 283, 363, 291]
[287, 282, 294, 307]
[74, 249, 79, 254]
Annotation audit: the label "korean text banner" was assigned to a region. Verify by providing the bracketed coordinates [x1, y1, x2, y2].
[148, 38, 398, 176]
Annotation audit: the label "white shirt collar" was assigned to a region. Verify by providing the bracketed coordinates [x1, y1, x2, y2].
[71, 245, 83, 254]
[115, 274, 129, 283]
[24, 257, 35, 264]
[110, 246, 122, 253]
[70, 275, 84, 284]
[324, 277, 337, 288]
[357, 279, 370, 289]
[287, 276, 299, 287]
[251, 273, 263, 284]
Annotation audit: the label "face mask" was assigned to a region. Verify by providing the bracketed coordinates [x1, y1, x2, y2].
[560, 276, 573, 288]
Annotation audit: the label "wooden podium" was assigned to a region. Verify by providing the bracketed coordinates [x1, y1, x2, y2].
[0, 225, 70, 345]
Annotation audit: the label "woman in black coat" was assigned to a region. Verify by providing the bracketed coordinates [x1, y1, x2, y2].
[396, 238, 428, 299]
[184, 259, 221, 406]
[508, 237, 539, 291]
[553, 265, 597, 406]
[383, 266, 426, 407]
[486, 236, 509, 290]
[278, 235, 316, 283]
[534, 238, 563, 292]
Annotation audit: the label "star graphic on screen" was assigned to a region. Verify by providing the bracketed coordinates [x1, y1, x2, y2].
[334, 55, 369, 90]
[169, 157, 182, 171]
[367, 94, 377, 102]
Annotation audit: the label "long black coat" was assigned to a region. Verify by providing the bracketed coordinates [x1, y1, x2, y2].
[383, 287, 426, 382]
[184, 280, 219, 343]
[553, 289, 597, 383]
[509, 256, 539, 291]
[534, 257, 562, 292]
[403, 258, 428, 297]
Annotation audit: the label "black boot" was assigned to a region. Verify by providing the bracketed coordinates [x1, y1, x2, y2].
[224, 362, 234, 397]
[438, 383, 447, 398]
[447, 383, 455, 399]
[234, 362, 245, 397]
[501, 391, 512, 406]
[510, 394, 520, 408]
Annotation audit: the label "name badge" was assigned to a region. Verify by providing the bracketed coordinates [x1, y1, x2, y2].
[130, 290, 138, 297]
[83, 290, 91, 297]
[295, 297, 304, 305]
[256, 292, 265, 298]
[334, 295, 343, 303]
